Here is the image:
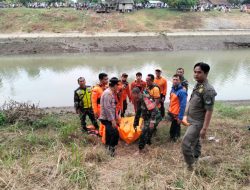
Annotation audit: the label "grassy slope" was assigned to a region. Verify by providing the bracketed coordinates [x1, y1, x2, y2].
[0, 102, 249, 189]
[0, 8, 250, 33]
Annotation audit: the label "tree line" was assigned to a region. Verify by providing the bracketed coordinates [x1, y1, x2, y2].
[1, 0, 249, 9]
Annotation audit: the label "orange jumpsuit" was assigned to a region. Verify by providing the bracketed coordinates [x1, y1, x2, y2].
[154, 76, 167, 97]
[154, 76, 167, 117]
[117, 81, 131, 116]
[91, 84, 107, 139]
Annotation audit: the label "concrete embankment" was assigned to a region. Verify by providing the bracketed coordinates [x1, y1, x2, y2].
[0, 31, 250, 55]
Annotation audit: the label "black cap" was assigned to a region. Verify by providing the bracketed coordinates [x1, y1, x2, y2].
[109, 77, 119, 86]
[136, 72, 142, 76]
[122, 73, 128, 77]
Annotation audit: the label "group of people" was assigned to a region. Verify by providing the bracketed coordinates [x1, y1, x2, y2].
[74, 62, 217, 170]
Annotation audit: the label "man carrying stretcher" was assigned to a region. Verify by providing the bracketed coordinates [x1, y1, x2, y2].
[132, 87, 162, 153]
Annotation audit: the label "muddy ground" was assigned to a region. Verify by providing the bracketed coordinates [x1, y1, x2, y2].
[0, 31, 250, 55]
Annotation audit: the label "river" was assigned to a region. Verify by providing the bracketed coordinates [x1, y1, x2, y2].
[0, 50, 250, 107]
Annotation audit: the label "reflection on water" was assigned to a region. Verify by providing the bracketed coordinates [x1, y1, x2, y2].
[0, 50, 250, 107]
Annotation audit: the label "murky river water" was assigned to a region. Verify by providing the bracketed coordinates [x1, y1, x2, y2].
[0, 50, 250, 107]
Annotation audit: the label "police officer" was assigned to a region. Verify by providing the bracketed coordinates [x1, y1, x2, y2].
[74, 77, 99, 133]
[99, 77, 120, 156]
[182, 62, 217, 170]
[132, 87, 162, 152]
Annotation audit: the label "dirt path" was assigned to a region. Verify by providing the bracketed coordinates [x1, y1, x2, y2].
[1, 30, 250, 39]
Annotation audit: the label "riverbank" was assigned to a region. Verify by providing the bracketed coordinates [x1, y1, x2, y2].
[1, 30, 250, 55]
[42, 100, 250, 113]
[1, 8, 250, 33]
[0, 101, 249, 189]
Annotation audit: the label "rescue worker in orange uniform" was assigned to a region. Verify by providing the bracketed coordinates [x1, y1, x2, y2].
[154, 69, 167, 118]
[168, 74, 187, 142]
[130, 72, 147, 111]
[117, 73, 131, 117]
[92, 73, 109, 118]
[92, 73, 108, 138]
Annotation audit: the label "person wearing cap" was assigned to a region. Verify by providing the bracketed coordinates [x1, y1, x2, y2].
[176, 68, 189, 91]
[117, 73, 131, 117]
[74, 77, 99, 133]
[154, 68, 167, 118]
[130, 72, 147, 111]
[99, 77, 120, 156]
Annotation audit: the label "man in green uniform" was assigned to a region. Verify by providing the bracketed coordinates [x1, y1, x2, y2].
[74, 77, 99, 133]
[132, 87, 162, 152]
[182, 62, 217, 170]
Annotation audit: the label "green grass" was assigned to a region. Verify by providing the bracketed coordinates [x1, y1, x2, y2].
[0, 112, 6, 125]
[215, 102, 241, 119]
[0, 8, 89, 33]
[0, 8, 249, 33]
[0, 102, 249, 189]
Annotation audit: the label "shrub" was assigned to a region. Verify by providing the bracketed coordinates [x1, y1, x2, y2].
[0, 112, 6, 126]
[215, 103, 241, 119]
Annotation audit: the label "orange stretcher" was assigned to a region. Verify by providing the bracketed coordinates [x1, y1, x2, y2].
[118, 116, 143, 144]
[87, 116, 143, 144]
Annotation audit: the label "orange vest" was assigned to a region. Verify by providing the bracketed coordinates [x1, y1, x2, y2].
[154, 76, 167, 96]
[117, 81, 131, 111]
[91, 84, 106, 117]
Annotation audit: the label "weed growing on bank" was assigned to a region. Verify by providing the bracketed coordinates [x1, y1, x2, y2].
[0, 101, 249, 189]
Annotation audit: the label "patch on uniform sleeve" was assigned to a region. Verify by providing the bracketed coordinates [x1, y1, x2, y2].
[205, 97, 213, 105]
[204, 89, 216, 105]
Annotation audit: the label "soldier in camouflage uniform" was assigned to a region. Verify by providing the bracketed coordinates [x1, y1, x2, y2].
[182, 62, 217, 170]
[132, 87, 162, 151]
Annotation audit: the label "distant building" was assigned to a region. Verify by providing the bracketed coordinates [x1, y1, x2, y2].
[0, 2, 7, 8]
[199, 0, 230, 6]
[118, 0, 134, 12]
[148, 1, 164, 8]
[104, 0, 117, 9]
[208, 0, 230, 6]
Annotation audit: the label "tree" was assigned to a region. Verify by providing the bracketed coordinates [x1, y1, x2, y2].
[177, 0, 198, 9]
[228, 0, 241, 5]
[243, 0, 250, 3]
[167, 0, 198, 9]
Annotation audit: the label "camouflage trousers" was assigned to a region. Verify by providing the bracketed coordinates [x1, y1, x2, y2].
[139, 111, 162, 150]
[182, 123, 202, 166]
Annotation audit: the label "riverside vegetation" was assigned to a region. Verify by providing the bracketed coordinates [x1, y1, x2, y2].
[0, 8, 250, 33]
[0, 100, 249, 189]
